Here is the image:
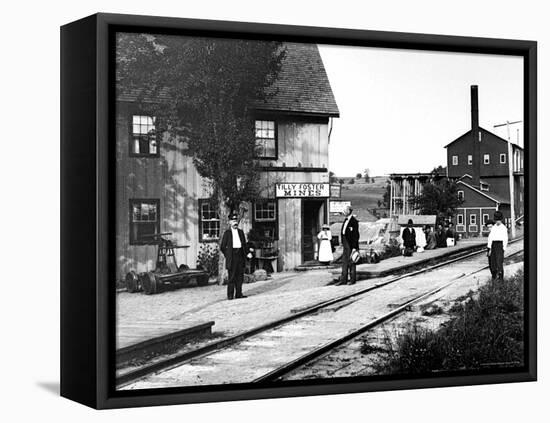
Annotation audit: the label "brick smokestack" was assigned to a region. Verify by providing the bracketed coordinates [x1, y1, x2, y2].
[471, 85, 480, 187]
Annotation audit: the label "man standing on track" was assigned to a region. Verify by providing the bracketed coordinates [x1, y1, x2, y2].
[337, 205, 359, 285]
[487, 211, 508, 281]
[220, 212, 248, 300]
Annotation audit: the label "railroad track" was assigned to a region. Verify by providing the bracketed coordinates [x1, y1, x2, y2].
[254, 248, 524, 383]
[118, 239, 523, 389]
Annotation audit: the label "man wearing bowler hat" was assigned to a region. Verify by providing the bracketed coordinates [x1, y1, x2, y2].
[220, 212, 248, 300]
[487, 210, 508, 281]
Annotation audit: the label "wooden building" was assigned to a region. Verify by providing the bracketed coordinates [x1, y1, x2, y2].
[445, 85, 524, 236]
[115, 42, 339, 281]
[389, 172, 434, 216]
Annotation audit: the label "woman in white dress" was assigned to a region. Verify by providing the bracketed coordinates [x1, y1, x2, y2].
[317, 224, 333, 264]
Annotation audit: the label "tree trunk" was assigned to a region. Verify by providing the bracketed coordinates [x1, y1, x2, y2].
[217, 192, 230, 285]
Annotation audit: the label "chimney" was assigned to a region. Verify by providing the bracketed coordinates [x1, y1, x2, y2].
[471, 85, 480, 187]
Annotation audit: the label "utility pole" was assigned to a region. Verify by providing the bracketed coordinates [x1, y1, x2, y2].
[493, 120, 522, 239]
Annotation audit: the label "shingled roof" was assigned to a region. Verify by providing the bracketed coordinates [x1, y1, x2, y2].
[117, 41, 340, 118]
[253, 43, 340, 117]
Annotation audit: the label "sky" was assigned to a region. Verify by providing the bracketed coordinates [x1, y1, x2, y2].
[318, 45, 524, 177]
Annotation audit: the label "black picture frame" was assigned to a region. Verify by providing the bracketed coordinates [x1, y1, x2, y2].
[60, 12, 537, 409]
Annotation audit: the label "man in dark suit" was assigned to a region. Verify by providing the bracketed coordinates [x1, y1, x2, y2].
[337, 205, 359, 285]
[402, 219, 416, 256]
[220, 212, 248, 300]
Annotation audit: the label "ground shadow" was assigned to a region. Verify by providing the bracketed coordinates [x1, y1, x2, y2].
[36, 381, 60, 396]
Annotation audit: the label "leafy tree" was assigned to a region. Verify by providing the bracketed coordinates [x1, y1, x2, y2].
[410, 178, 463, 221]
[363, 168, 370, 182]
[329, 171, 338, 184]
[117, 33, 285, 282]
[349, 178, 355, 184]
[338, 178, 346, 185]
[356, 173, 362, 179]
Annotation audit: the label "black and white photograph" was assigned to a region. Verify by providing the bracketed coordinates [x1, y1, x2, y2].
[113, 31, 527, 391]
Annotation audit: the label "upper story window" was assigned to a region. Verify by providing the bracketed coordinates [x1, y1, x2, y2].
[199, 200, 220, 242]
[468, 155, 472, 165]
[255, 120, 277, 159]
[470, 214, 477, 225]
[480, 182, 489, 191]
[500, 153, 507, 164]
[130, 199, 160, 245]
[452, 155, 458, 166]
[131, 115, 158, 157]
[457, 190, 464, 201]
[483, 154, 490, 165]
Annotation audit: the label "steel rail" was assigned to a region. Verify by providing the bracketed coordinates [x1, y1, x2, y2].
[253, 249, 524, 383]
[116, 238, 522, 387]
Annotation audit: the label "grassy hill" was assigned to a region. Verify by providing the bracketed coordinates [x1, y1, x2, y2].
[332, 175, 389, 223]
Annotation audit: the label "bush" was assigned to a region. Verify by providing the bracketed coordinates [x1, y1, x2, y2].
[376, 267, 524, 374]
[196, 244, 220, 277]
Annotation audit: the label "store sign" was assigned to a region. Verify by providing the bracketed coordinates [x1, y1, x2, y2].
[275, 183, 330, 198]
[330, 200, 352, 214]
[330, 184, 342, 198]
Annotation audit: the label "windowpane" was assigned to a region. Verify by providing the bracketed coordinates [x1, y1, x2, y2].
[130, 200, 160, 244]
[200, 201, 220, 241]
[255, 120, 276, 158]
[131, 115, 158, 156]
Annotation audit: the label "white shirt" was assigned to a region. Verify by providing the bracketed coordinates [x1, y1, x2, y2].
[487, 223, 508, 250]
[342, 216, 351, 235]
[231, 227, 242, 248]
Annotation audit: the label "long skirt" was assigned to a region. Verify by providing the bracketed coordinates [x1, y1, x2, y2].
[318, 239, 333, 263]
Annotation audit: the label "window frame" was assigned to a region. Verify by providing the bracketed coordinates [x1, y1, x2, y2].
[500, 153, 507, 164]
[480, 182, 489, 191]
[452, 155, 458, 166]
[467, 155, 473, 165]
[129, 198, 161, 245]
[457, 190, 464, 201]
[470, 214, 477, 225]
[254, 119, 278, 160]
[253, 200, 279, 240]
[483, 154, 490, 165]
[483, 214, 490, 225]
[457, 214, 464, 225]
[129, 114, 160, 158]
[198, 199, 221, 242]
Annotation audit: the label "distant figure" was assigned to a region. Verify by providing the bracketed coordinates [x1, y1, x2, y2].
[485, 219, 495, 277]
[402, 219, 416, 256]
[488, 211, 508, 281]
[317, 224, 333, 265]
[424, 226, 437, 250]
[436, 223, 447, 248]
[220, 212, 248, 300]
[337, 205, 359, 285]
[446, 223, 457, 247]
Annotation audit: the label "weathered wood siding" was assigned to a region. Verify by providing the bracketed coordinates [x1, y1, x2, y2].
[115, 103, 211, 282]
[116, 109, 331, 278]
[275, 120, 329, 168]
[278, 198, 303, 270]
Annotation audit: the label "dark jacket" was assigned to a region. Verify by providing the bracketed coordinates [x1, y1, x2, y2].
[341, 215, 359, 250]
[220, 228, 247, 270]
[402, 227, 416, 248]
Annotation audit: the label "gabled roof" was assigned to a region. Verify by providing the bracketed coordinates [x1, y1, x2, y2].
[252, 43, 340, 117]
[444, 127, 523, 150]
[457, 180, 510, 204]
[117, 41, 340, 117]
